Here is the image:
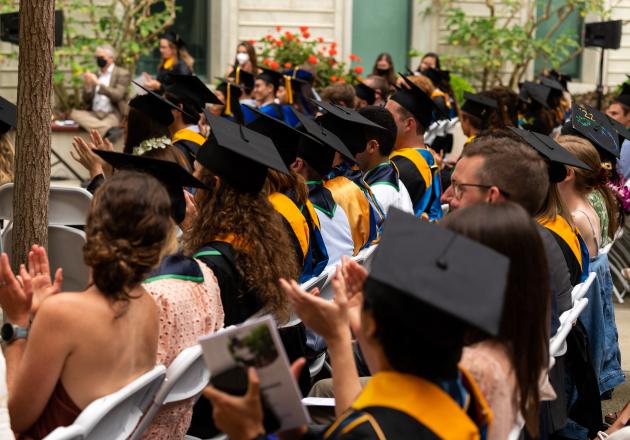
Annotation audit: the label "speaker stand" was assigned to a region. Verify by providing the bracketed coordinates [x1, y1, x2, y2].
[596, 48, 606, 110]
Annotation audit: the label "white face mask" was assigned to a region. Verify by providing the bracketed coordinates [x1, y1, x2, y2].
[236, 53, 250, 65]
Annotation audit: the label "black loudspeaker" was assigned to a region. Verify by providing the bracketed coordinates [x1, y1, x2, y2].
[0, 10, 64, 47]
[584, 20, 623, 49]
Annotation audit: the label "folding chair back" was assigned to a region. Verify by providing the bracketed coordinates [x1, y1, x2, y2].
[72, 365, 166, 440]
[2, 224, 89, 292]
[549, 298, 589, 358]
[42, 425, 86, 440]
[572, 272, 596, 304]
[0, 183, 12, 221]
[130, 347, 209, 439]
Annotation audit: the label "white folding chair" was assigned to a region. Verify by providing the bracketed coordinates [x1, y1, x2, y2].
[549, 298, 589, 358]
[359, 245, 378, 272]
[131, 347, 209, 439]
[2, 224, 89, 292]
[571, 272, 596, 304]
[71, 365, 166, 440]
[43, 425, 86, 440]
[0, 183, 92, 225]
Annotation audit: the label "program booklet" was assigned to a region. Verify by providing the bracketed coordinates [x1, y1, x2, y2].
[198, 315, 311, 432]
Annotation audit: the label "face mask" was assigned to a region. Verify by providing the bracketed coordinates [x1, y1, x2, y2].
[376, 68, 389, 76]
[96, 56, 108, 68]
[236, 53, 250, 65]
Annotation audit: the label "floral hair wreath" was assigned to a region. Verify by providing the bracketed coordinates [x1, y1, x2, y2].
[132, 136, 172, 157]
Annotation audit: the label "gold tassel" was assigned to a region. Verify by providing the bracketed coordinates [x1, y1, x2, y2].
[284, 75, 294, 104]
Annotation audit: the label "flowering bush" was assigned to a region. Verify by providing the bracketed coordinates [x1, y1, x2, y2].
[256, 26, 364, 88]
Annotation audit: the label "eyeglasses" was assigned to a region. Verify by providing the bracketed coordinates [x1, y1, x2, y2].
[451, 182, 510, 200]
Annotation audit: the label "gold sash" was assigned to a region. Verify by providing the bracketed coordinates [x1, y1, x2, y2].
[268, 192, 310, 259]
[390, 147, 432, 189]
[538, 215, 583, 269]
[172, 128, 206, 146]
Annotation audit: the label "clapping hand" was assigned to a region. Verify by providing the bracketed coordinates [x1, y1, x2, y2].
[71, 130, 114, 178]
[83, 72, 98, 87]
[20, 245, 62, 316]
[0, 253, 31, 326]
[339, 256, 367, 336]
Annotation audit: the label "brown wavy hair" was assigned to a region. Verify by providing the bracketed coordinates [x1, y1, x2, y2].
[442, 202, 550, 437]
[556, 135, 622, 240]
[84, 171, 172, 302]
[184, 167, 299, 323]
[0, 133, 14, 186]
[263, 169, 309, 207]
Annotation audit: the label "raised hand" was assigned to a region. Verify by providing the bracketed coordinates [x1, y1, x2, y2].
[0, 253, 32, 326]
[24, 245, 62, 315]
[71, 136, 105, 178]
[89, 129, 114, 152]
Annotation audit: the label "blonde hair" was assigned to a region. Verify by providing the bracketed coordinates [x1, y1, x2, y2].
[0, 133, 14, 186]
[407, 75, 435, 96]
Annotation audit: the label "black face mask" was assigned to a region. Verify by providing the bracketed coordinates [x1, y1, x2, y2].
[376, 68, 390, 76]
[96, 56, 108, 68]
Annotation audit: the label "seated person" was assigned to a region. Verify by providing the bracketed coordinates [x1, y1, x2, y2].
[0, 96, 16, 187]
[0, 171, 168, 437]
[364, 75, 389, 106]
[242, 68, 284, 123]
[320, 83, 356, 108]
[70, 45, 130, 136]
[206, 208, 510, 439]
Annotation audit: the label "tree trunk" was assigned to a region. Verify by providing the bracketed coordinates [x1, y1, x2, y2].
[11, 0, 56, 270]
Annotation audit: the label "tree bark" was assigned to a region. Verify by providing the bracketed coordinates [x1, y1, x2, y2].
[11, 0, 55, 270]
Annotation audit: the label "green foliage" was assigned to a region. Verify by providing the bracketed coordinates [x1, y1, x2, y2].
[0, 0, 177, 113]
[256, 26, 365, 88]
[419, 0, 608, 90]
[449, 73, 475, 104]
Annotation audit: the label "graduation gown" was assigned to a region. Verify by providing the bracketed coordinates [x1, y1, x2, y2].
[363, 161, 414, 216]
[319, 370, 491, 440]
[308, 178, 379, 266]
[390, 146, 443, 220]
[268, 192, 329, 283]
[538, 215, 590, 286]
[242, 102, 284, 125]
[171, 127, 206, 169]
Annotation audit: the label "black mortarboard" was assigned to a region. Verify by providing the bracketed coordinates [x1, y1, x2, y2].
[423, 67, 447, 88]
[614, 83, 630, 108]
[547, 70, 571, 91]
[390, 73, 444, 128]
[132, 80, 196, 123]
[0, 96, 16, 134]
[199, 110, 289, 193]
[257, 67, 283, 89]
[368, 208, 509, 336]
[161, 30, 185, 48]
[540, 77, 564, 94]
[605, 113, 630, 147]
[129, 93, 174, 127]
[245, 104, 317, 167]
[291, 108, 352, 176]
[521, 81, 550, 109]
[215, 78, 244, 124]
[508, 127, 591, 182]
[228, 68, 255, 92]
[313, 99, 385, 156]
[460, 92, 498, 120]
[93, 150, 207, 224]
[570, 103, 620, 158]
[164, 74, 222, 112]
[354, 82, 376, 105]
[285, 68, 315, 85]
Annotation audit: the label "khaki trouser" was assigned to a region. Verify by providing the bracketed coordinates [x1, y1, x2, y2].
[69, 109, 120, 137]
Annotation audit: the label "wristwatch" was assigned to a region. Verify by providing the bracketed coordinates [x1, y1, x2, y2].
[1, 322, 29, 344]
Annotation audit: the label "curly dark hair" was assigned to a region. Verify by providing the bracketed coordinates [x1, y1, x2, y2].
[84, 171, 172, 302]
[184, 167, 299, 323]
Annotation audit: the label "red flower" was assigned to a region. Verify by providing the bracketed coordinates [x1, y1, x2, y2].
[270, 60, 280, 70]
[357, 76, 364, 82]
[330, 75, 338, 82]
[338, 77, 346, 83]
[285, 31, 294, 40]
[265, 34, 273, 41]
[276, 25, 282, 32]
[248, 39, 257, 45]
[307, 55, 318, 64]
[262, 58, 270, 66]
[317, 37, 324, 43]
[331, 41, 337, 48]
[349, 53, 359, 62]
[329, 48, 337, 56]
[275, 40, 284, 47]
[328, 58, 336, 65]
[354, 66, 364, 74]
[284, 62, 292, 69]
[299, 26, 309, 33]
[302, 31, 311, 39]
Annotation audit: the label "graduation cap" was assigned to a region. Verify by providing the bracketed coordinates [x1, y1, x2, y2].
[614, 82, 630, 108]
[570, 103, 620, 158]
[540, 76, 564, 94]
[390, 73, 444, 128]
[164, 74, 222, 112]
[285, 68, 314, 85]
[161, 30, 185, 49]
[199, 110, 289, 193]
[281, 75, 310, 106]
[257, 67, 283, 89]
[245, 104, 317, 167]
[547, 70, 571, 92]
[215, 78, 244, 124]
[228, 67, 255, 92]
[368, 208, 509, 336]
[605, 113, 630, 147]
[311, 99, 385, 156]
[422, 67, 448, 88]
[354, 82, 376, 105]
[93, 150, 207, 224]
[291, 107, 352, 176]
[129, 93, 174, 127]
[0, 96, 16, 134]
[132, 80, 196, 123]
[520, 81, 551, 109]
[460, 92, 498, 120]
[508, 126, 591, 182]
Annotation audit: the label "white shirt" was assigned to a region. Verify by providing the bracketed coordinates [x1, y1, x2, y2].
[315, 207, 354, 267]
[370, 181, 414, 216]
[92, 63, 115, 114]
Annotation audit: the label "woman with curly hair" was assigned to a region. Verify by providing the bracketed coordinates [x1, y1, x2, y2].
[0, 171, 170, 438]
[0, 132, 14, 186]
